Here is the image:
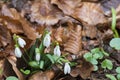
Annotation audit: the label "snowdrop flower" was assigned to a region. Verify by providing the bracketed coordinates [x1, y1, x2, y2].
[54, 45, 61, 57]
[18, 37, 26, 48]
[43, 33, 51, 48]
[35, 48, 40, 62]
[15, 47, 22, 58]
[64, 63, 71, 74]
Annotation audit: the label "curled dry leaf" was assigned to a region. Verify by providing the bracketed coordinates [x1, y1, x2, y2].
[64, 25, 82, 54]
[51, 0, 81, 15]
[29, 70, 55, 80]
[70, 59, 93, 79]
[0, 23, 11, 47]
[7, 56, 25, 80]
[73, 2, 107, 25]
[30, 0, 63, 25]
[1, 4, 38, 40]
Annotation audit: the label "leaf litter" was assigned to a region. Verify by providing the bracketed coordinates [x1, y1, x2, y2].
[0, 0, 120, 80]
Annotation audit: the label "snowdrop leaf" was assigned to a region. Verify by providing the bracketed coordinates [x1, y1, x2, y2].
[39, 60, 44, 69]
[29, 61, 39, 68]
[46, 54, 55, 64]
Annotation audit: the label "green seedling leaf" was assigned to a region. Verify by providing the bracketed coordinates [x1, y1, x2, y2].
[93, 53, 100, 59]
[101, 48, 109, 57]
[110, 38, 120, 50]
[29, 61, 39, 68]
[20, 69, 30, 75]
[101, 59, 113, 70]
[93, 65, 98, 71]
[6, 76, 18, 80]
[39, 60, 44, 69]
[116, 67, 120, 74]
[117, 74, 120, 80]
[90, 58, 98, 65]
[106, 74, 117, 80]
[46, 54, 55, 64]
[91, 48, 100, 53]
[83, 52, 92, 61]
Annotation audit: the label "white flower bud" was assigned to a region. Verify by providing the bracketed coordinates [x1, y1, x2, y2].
[15, 47, 22, 58]
[54, 45, 61, 57]
[43, 33, 51, 48]
[18, 37, 26, 48]
[64, 63, 71, 74]
[35, 53, 40, 62]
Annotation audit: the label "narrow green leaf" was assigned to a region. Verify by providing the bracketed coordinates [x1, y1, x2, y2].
[29, 61, 39, 68]
[20, 69, 30, 75]
[39, 60, 44, 69]
[106, 74, 117, 80]
[111, 8, 116, 31]
[46, 54, 55, 64]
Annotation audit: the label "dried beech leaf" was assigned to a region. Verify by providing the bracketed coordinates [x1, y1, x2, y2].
[7, 56, 25, 80]
[30, 0, 62, 25]
[70, 59, 93, 79]
[51, 0, 81, 15]
[64, 25, 82, 54]
[73, 2, 107, 25]
[0, 16, 23, 34]
[29, 70, 55, 80]
[1, 5, 39, 40]
[0, 24, 11, 47]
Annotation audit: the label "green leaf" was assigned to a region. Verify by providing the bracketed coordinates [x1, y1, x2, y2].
[93, 53, 100, 59]
[93, 65, 98, 71]
[117, 74, 120, 80]
[110, 38, 120, 50]
[46, 54, 55, 64]
[83, 52, 92, 61]
[106, 74, 117, 80]
[90, 58, 98, 65]
[111, 8, 116, 31]
[6, 76, 18, 80]
[39, 60, 44, 69]
[0, 68, 3, 74]
[91, 48, 100, 54]
[20, 69, 30, 75]
[101, 59, 113, 70]
[116, 67, 120, 74]
[29, 61, 39, 68]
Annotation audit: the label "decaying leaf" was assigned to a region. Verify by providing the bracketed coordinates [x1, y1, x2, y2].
[73, 2, 107, 25]
[51, 0, 81, 15]
[7, 56, 25, 80]
[70, 59, 93, 79]
[29, 0, 63, 26]
[64, 25, 82, 54]
[1, 4, 39, 40]
[0, 59, 5, 80]
[29, 70, 55, 80]
[0, 23, 11, 47]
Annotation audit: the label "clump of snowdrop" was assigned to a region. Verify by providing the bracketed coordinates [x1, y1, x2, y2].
[54, 43, 61, 57]
[64, 62, 71, 74]
[13, 34, 26, 58]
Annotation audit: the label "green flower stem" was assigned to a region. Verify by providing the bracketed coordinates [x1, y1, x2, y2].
[24, 48, 31, 61]
[22, 55, 28, 64]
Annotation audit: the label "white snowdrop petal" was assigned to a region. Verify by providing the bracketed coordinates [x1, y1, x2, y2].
[64, 63, 71, 74]
[35, 53, 40, 61]
[43, 34, 51, 48]
[18, 37, 26, 48]
[54, 45, 61, 57]
[15, 47, 22, 58]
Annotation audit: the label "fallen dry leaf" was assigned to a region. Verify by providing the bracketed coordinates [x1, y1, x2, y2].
[29, 0, 63, 26]
[64, 25, 82, 54]
[73, 2, 107, 25]
[51, 0, 81, 15]
[0, 59, 5, 80]
[29, 70, 55, 80]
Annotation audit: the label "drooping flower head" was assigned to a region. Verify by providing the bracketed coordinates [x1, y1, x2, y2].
[35, 48, 40, 62]
[43, 32, 51, 48]
[54, 43, 61, 57]
[14, 46, 22, 58]
[64, 62, 71, 74]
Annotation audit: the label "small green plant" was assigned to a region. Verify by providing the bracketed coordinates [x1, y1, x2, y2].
[110, 38, 120, 50]
[101, 59, 113, 70]
[83, 48, 109, 71]
[106, 67, 120, 80]
[13, 30, 76, 75]
[6, 76, 18, 80]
